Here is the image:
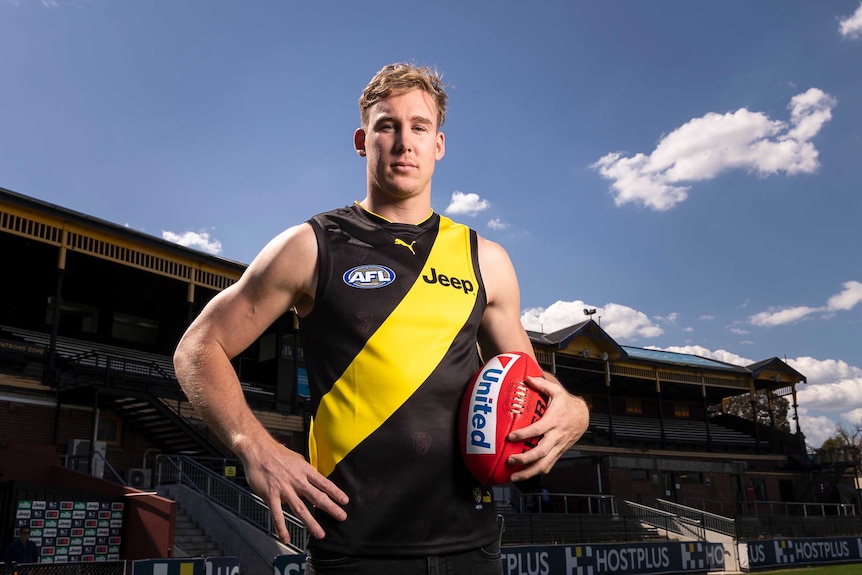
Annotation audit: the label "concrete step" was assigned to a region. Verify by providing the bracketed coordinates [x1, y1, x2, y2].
[173, 505, 223, 558]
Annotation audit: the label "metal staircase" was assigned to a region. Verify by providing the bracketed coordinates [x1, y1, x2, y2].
[155, 455, 307, 553]
[795, 462, 849, 507]
[101, 394, 226, 457]
[0, 326, 228, 458]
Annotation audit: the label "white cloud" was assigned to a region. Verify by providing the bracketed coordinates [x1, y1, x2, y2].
[162, 229, 223, 255]
[699, 315, 714, 321]
[646, 344, 754, 366]
[839, 2, 862, 39]
[841, 408, 862, 425]
[826, 280, 862, 311]
[788, 355, 862, 445]
[797, 378, 862, 413]
[749, 305, 821, 326]
[487, 218, 508, 230]
[748, 280, 862, 326]
[787, 356, 862, 385]
[521, 300, 663, 340]
[795, 409, 842, 448]
[592, 89, 836, 210]
[729, 327, 750, 335]
[656, 312, 678, 323]
[444, 191, 490, 216]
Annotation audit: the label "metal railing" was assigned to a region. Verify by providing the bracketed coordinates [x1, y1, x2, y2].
[656, 498, 735, 538]
[682, 497, 726, 515]
[736, 514, 862, 540]
[743, 500, 856, 517]
[154, 454, 306, 552]
[516, 492, 618, 514]
[619, 499, 704, 539]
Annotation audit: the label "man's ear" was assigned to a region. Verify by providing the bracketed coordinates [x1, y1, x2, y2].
[354, 128, 367, 157]
[436, 130, 445, 161]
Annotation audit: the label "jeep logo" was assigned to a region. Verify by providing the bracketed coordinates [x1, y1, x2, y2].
[422, 267, 474, 294]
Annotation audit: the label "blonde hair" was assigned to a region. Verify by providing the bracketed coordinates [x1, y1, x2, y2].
[359, 62, 448, 129]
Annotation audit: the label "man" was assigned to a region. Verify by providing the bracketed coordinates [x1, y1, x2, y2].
[3, 525, 39, 567]
[173, 62, 589, 574]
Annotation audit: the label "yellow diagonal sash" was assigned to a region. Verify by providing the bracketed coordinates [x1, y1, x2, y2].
[310, 217, 477, 477]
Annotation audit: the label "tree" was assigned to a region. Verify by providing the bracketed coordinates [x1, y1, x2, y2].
[820, 424, 862, 463]
[722, 390, 791, 431]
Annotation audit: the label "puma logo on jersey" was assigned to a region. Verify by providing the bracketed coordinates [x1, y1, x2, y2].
[394, 238, 416, 254]
[422, 267, 474, 294]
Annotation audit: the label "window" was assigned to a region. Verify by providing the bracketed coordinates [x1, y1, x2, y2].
[47, 300, 99, 334]
[97, 412, 122, 446]
[631, 469, 649, 481]
[750, 478, 767, 501]
[674, 403, 690, 418]
[679, 472, 703, 484]
[112, 312, 158, 344]
[625, 398, 642, 415]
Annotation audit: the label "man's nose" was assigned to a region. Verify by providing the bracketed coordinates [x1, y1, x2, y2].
[394, 127, 413, 152]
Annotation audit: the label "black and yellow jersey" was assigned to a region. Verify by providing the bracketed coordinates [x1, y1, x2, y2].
[302, 203, 498, 556]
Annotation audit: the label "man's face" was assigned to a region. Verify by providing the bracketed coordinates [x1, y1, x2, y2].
[355, 89, 445, 201]
[19, 529, 29, 542]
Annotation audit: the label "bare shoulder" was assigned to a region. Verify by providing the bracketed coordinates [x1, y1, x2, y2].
[476, 234, 518, 299]
[175, 222, 319, 361]
[240, 222, 318, 314]
[476, 233, 532, 358]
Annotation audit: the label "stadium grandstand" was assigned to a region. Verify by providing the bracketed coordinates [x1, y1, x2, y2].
[1, 185, 860, 573]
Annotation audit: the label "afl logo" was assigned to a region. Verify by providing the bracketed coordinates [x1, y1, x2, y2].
[343, 265, 396, 289]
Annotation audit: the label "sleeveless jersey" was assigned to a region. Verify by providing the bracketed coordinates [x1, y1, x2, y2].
[302, 203, 498, 556]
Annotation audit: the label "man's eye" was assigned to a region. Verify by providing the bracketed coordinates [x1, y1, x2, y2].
[379, 123, 396, 131]
[413, 125, 428, 132]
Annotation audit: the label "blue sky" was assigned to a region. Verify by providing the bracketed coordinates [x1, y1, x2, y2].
[2, 0, 861, 447]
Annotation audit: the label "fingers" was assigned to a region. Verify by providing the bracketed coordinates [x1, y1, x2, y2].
[507, 376, 574, 442]
[267, 495, 293, 544]
[308, 474, 350, 520]
[507, 426, 566, 481]
[278, 467, 350, 542]
[522, 374, 555, 395]
[244, 446, 349, 545]
[506, 376, 590, 482]
[281, 490, 326, 542]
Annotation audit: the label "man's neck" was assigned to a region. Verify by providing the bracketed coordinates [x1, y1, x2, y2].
[358, 197, 433, 225]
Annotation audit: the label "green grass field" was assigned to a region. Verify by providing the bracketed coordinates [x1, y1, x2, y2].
[751, 565, 861, 575]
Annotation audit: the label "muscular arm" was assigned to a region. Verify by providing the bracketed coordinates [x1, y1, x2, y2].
[173, 223, 347, 544]
[477, 236, 590, 481]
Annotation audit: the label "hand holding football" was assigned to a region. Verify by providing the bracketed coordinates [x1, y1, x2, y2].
[459, 352, 549, 486]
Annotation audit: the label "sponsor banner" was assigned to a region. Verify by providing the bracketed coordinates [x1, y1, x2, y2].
[15, 498, 124, 563]
[205, 556, 240, 575]
[501, 542, 724, 575]
[743, 536, 862, 569]
[132, 558, 205, 575]
[273, 542, 724, 575]
[273, 553, 306, 575]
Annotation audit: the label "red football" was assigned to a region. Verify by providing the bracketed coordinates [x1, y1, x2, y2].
[459, 351, 548, 486]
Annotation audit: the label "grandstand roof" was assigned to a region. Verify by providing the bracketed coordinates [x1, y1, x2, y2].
[0, 185, 247, 272]
[747, 356, 808, 384]
[622, 346, 749, 373]
[527, 319, 626, 359]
